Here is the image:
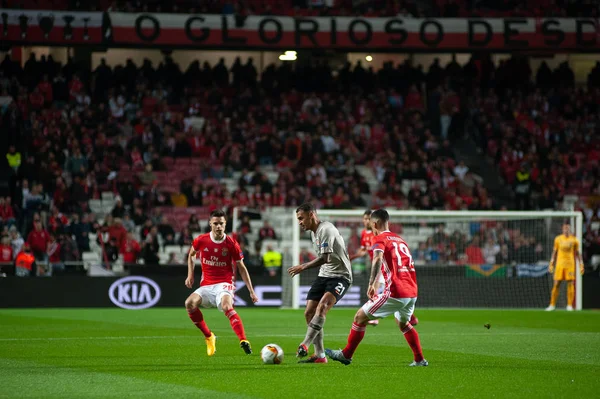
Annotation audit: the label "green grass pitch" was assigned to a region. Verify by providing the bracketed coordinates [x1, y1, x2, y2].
[0, 308, 599, 398]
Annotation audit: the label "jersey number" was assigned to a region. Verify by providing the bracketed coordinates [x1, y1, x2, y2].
[392, 242, 414, 271]
[334, 282, 346, 296]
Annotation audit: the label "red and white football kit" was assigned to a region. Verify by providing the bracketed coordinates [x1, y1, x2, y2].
[361, 228, 384, 286]
[360, 229, 374, 260]
[362, 230, 418, 323]
[192, 232, 243, 311]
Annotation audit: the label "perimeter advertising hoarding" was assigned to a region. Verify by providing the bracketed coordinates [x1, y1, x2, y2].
[1, 270, 597, 309]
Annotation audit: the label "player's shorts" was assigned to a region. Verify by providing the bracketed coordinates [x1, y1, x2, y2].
[554, 265, 575, 281]
[194, 283, 235, 312]
[362, 294, 417, 324]
[306, 276, 351, 303]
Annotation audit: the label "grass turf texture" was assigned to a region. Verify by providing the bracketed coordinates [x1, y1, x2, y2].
[0, 308, 599, 398]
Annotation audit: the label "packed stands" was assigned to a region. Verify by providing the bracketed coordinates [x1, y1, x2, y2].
[1, 48, 600, 272]
[4, 0, 598, 18]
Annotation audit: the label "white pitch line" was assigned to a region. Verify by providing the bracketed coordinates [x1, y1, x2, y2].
[0, 331, 597, 342]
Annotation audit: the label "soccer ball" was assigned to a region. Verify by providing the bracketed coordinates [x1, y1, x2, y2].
[260, 344, 284, 364]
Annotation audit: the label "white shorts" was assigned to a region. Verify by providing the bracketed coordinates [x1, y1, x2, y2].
[376, 274, 385, 294]
[194, 283, 235, 312]
[362, 294, 417, 323]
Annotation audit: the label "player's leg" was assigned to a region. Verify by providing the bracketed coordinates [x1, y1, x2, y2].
[327, 293, 392, 365]
[566, 280, 575, 311]
[297, 278, 326, 358]
[185, 290, 216, 356]
[219, 292, 252, 354]
[395, 314, 419, 327]
[395, 298, 427, 366]
[298, 278, 350, 358]
[368, 277, 386, 326]
[326, 307, 370, 365]
[547, 277, 562, 311]
[298, 293, 336, 357]
[298, 300, 328, 363]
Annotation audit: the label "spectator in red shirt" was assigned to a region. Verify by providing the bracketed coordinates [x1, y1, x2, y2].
[52, 178, 69, 211]
[258, 221, 277, 241]
[465, 236, 485, 264]
[46, 233, 64, 275]
[29, 87, 44, 110]
[405, 85, 424, 110]
[141, 90, 158, 117]
[0, 197, 16, 227]
[108, 218, 127, 248]
[37, 74, 53, 104]
[48, 206, 69, 234]
[27, 219, 50, 262]
[69, 74, 83, 101]
[120, 232, 141, 267]
[0, 236, 13, 266]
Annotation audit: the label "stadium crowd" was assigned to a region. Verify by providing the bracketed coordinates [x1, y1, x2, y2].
[3, 0, 599, 18]
[1, 47, 600, 274]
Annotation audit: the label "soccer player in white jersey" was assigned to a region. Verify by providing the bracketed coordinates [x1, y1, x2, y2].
[288, 202, 353, 364]
[326, 209, 427, 367]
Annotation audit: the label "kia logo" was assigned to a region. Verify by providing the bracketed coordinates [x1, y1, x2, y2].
[109, 276, 161, 310]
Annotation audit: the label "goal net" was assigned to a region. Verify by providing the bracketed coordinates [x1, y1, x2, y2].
[283, 210, 583, 310]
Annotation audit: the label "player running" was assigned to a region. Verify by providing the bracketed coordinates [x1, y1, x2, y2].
[184, 209, 259, 356]
[326, 209, 427, 367]
[288, 202, 353, 364]
[350, 210, 418, 328]
[546, 223, 584, 311]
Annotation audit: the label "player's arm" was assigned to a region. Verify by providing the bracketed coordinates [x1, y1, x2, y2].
[549, 238, 558, 272]
[575, 245, 584, 275]
[185, 247, 197, 288]
[548, 249, 557, 272]
[236, 260, 258, 303]
[350, 247, 367, 261]
[288, 253, 330, 277]
[368, 250, 384, 299]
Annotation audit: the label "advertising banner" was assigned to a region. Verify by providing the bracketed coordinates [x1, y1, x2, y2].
[108, 14, 599, 50]
[0, 275, 361, 309]
[2, 9, 597, 51]
[1, 270, 597, 309]
[465, 264, 507, 278]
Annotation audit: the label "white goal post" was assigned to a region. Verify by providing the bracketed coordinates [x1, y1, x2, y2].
[287, 210, 584, 311]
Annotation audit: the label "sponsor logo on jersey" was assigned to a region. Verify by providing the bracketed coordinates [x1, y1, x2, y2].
[202, 257, 228, 267]
[108, 276, 161, 310]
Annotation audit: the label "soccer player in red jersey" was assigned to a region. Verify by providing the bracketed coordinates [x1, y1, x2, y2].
[350, 210, 376, 262]
[326, 209, 428, 367]
[350, 210, 381, 326]
[184, 209, 259, 357]
[350, 210, 418, 327]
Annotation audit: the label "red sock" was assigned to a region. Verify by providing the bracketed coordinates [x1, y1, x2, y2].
[225, 309, 246, 341]
[342, 322, 366, 359]
[401, 323, 424, 362]
[188, 308, 211, 338]
[409, 314, 418, 325]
